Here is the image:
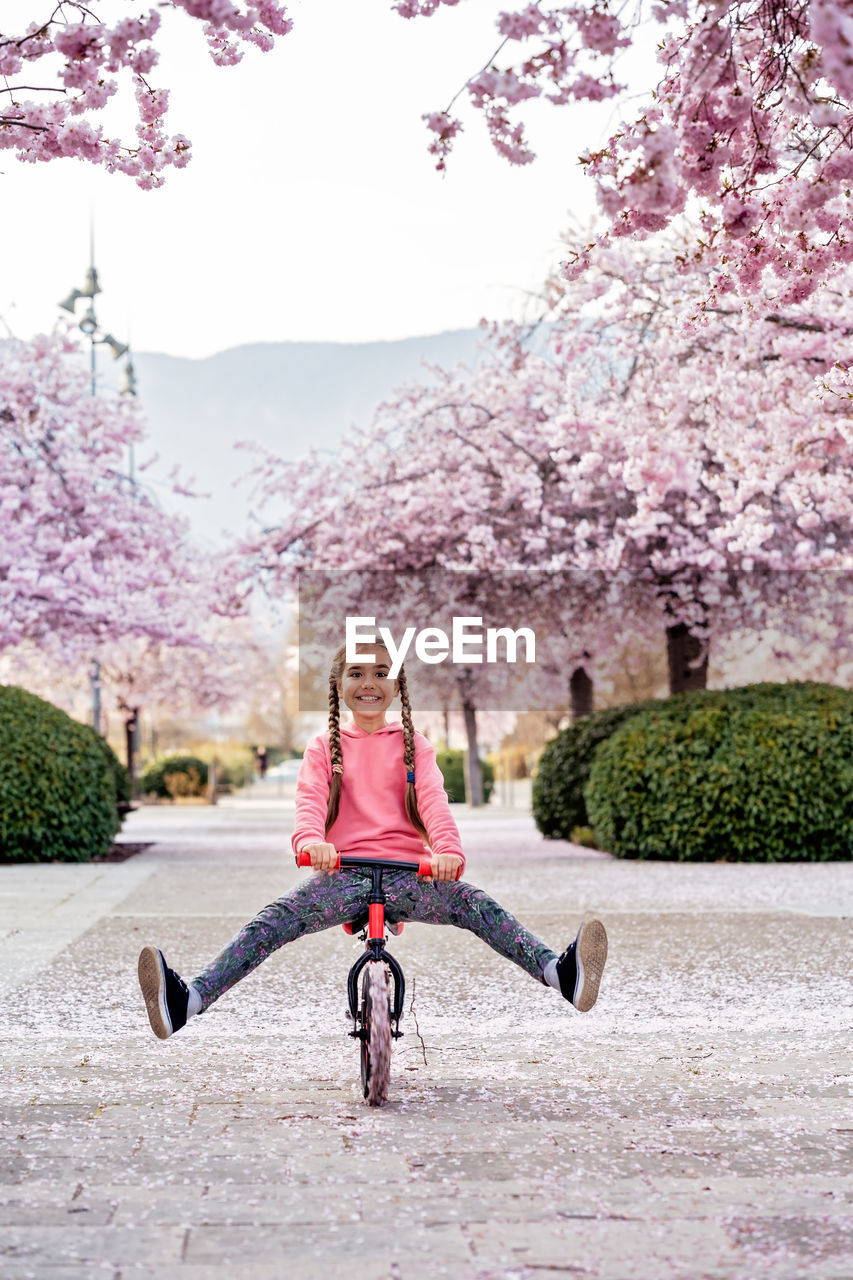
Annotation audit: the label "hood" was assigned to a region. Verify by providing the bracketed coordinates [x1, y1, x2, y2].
[340, 720, 403, 739]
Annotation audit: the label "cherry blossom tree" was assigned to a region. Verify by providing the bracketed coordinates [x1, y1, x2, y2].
[5, 2, 853, 309]
[97, 619, 269, 724]
[237, 223, 853, 707]
[235, 348, 663, 802]
[543, 234, 853, 687]
[0, 329, 247, 671]
[98, 619, 273, 785]
[0, 615, 270, 792]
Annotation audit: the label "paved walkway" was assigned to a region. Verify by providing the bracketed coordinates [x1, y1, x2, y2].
[1, 801, 851, 1279]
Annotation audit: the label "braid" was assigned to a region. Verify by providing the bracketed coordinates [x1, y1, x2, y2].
[325, 656, 345, 834]
[398, 667, 430, 846]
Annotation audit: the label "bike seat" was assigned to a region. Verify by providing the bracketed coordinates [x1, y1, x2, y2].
[342, 916, 403, 936]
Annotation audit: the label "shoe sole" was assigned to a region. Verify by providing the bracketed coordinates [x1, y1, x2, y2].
[573, 919, 608, 1012]
[138, 946, 173, 1039]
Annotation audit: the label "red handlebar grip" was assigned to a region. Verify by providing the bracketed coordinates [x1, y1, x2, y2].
[296, 850, 341, 869]
[416, 855, 463, 880]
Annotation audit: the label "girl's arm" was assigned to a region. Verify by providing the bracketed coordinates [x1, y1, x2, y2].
[414, 734, 466, 874]
[291, 736, 331, 857]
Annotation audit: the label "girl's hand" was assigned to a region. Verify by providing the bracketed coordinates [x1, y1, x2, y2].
[430, 853, 464, 883]
[304, 841, 339, 873]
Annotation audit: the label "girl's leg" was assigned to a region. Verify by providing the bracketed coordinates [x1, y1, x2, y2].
[384, 875, 556, 983]
[191, 871, 372, 1011]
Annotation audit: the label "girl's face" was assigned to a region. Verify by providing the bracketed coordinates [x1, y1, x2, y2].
[337, 647, 398, 733]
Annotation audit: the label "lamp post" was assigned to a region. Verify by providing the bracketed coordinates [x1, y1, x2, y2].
[59, 263, 130, 393]
[59, 249, 131, 738]
[117, 355, 141, 799]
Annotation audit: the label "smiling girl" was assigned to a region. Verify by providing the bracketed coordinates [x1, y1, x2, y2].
[138, 643, 608, 1040]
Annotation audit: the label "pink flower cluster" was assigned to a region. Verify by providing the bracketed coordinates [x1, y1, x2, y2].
[569, 1, 853, 309]
[392, 0, 459, 17]
[0, 331, 247, 656]
[430, 2, 627, 167]
[0, 1, 290, 184]
[423, 111, 464, 171]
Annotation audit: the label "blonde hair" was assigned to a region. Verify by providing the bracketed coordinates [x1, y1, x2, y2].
[325, 643, 429, 845]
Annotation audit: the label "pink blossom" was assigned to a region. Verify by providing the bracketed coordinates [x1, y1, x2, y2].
[497, 7, 546, 41]
[0, 331, 246, 656]
[54, 24, 102, 60]
[4, 0, 853, 280]
[1, 1, 290, 181]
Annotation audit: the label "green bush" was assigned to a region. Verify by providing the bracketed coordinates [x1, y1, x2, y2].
[0, 684, 125, 862]
[140, 754, 209, 799]
[532, 700, 663, 839]
[435, 749, 495, 804]
[585, 682, 853, 862]
[193, 742, 256, 790]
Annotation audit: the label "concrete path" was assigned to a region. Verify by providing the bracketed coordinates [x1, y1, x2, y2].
[1, 801, 851, 1279]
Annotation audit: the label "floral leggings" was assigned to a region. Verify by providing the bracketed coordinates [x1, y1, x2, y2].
[191, 869, 557, 1011]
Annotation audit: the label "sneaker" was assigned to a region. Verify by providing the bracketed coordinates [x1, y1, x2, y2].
[555, 919, 608, 1012]
[138, 946, 190, 1039]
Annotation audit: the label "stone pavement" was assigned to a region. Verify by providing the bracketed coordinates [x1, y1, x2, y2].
[1, 801, 851, 1280]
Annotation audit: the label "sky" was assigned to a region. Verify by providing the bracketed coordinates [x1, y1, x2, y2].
[1, 0, 659, 359]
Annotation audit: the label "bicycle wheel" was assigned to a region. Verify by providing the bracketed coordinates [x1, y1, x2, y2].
[359, 961, 391, 1106]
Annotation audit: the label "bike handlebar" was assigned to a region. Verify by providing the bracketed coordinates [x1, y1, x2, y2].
[295, 850, 460, 880]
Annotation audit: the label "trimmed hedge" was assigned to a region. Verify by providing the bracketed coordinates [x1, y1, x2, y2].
[435, 749, 495, 804]
[0, 684, 127, 862]
[140, 754, 208, 799]
[585, 682, 853, 862]
[532, 700, 664, 839]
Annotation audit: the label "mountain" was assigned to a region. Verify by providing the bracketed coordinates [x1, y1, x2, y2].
[133, 329, 485, 545]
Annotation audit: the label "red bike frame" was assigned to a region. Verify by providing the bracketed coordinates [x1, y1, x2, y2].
[294, 851, 456, 1032]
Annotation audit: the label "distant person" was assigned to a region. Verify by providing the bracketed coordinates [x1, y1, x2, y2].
[255, 746, 268, 780]
[138, 642, 608, 1039]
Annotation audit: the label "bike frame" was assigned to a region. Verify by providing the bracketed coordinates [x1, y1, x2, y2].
[294, 852, 433, 1035]
[295, 849, 462, 1102]
[342, 858, 429, 1037]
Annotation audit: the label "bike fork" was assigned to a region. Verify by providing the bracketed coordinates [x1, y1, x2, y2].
[346, 865, 406, 1039]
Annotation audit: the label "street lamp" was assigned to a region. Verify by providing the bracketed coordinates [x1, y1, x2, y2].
[59, 251, 132, 738]
[59, 261, 129, 396]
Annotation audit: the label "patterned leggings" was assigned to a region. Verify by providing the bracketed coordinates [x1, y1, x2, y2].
[191, 870, 557, 1011]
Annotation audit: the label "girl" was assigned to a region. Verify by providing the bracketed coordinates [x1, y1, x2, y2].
[138, 644, 608, 1039]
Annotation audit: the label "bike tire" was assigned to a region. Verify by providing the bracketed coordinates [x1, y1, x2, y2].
[359, 961, 392, 1106]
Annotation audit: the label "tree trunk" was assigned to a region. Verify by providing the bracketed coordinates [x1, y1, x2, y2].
[569, 666, 593, 720]
[124, 707, 139, 799]
[666, 623, 708, 694]
[461, 696, 484, 807]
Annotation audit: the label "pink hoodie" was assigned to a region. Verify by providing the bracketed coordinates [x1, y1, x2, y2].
[291, 722, 465, 869]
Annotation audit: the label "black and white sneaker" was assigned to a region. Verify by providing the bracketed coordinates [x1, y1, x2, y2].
[138, 947, 190, 1039]
[555, 920, 608, 1012]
